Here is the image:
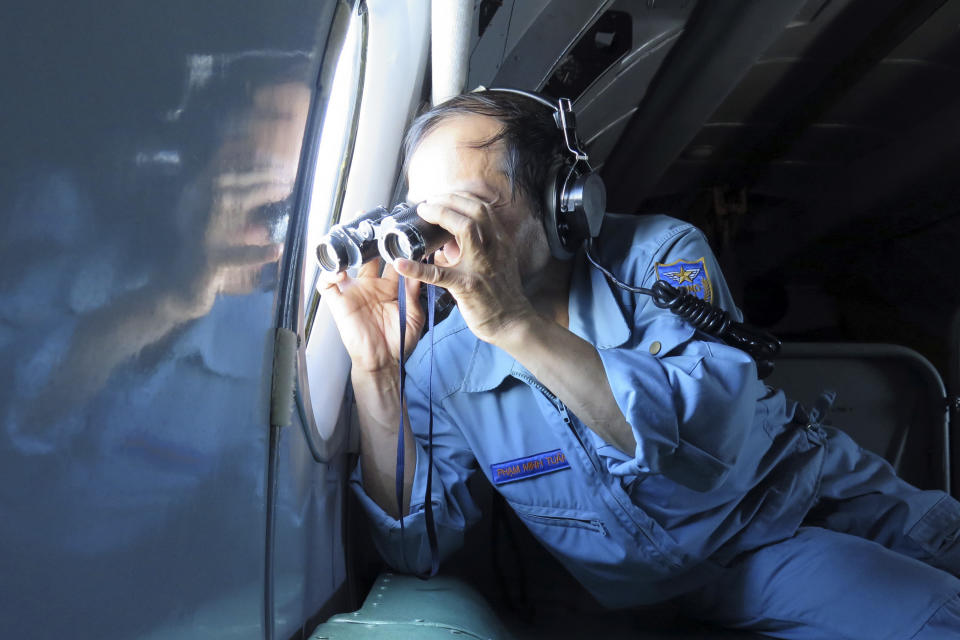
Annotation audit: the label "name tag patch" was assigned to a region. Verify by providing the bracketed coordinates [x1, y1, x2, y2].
[491, 449, 570, 485]
[656, 257, 713, 303]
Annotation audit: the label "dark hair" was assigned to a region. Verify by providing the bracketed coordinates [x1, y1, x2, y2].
[401, 90, 568, 217]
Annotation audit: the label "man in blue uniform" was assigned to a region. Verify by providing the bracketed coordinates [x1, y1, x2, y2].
[322, 91, 960, 638]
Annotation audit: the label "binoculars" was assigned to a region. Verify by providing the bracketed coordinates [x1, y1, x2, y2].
[316, 203, 451, 274]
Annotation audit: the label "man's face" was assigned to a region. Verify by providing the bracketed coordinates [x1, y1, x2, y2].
[405, 114, 551, 281]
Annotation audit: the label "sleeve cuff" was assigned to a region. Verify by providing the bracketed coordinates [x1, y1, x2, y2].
[596, 346, 680, 475]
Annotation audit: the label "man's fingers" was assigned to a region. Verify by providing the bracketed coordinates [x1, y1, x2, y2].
[417, 192, 505, 260]
[430, 192, 494, 219]
[417, 202, 474, 234]
[394, 258, 460, 290]
[357, 257, 383, 280]
[318, 278, 353, 330]
[318, 268, 347, 289]
[417, 203, 483, 260]
[403, 270, 422, 313]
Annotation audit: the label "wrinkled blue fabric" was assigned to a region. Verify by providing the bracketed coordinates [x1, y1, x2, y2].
[352, 214, 960, 637]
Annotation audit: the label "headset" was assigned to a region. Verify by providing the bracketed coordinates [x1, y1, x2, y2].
[478, 86, 607, 261]
[479, 87, 780, 377]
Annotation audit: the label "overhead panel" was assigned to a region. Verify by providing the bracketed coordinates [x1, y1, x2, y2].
[573, 0, 695, 170]
[467, 0, 611, 91]
[467, 0, 695, 175]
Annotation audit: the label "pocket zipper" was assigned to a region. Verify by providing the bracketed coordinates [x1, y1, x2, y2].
[518, 511, 608, 536]
[515, 372, 683, 569]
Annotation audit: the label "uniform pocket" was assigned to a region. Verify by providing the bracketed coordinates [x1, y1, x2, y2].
[511, 502, 608, 536]
[907, 494, 960, 556]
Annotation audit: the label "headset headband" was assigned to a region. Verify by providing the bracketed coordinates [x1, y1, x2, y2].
[470, 85, 606, 259]
[474, 86, 592, 168]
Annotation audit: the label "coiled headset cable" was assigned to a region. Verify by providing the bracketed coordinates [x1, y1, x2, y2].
[585, 239, 781, 378]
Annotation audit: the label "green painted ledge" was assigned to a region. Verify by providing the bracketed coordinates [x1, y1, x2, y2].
[310, 573, 509, 640]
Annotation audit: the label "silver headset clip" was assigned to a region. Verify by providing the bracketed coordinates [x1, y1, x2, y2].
[471, 86, 606, 256]
[554, 98, 590, 164]
[554, 98, 595, 214]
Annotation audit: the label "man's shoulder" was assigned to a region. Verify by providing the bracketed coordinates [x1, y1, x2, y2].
[593, 213, 701, 277]
[599, 213, 698, 253]
[597, 213, 739, 318]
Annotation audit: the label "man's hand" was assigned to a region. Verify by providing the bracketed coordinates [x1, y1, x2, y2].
[321, 252, 424, 519]
[392, 192, 537, 344]
[392, 192, 637, 457]
[322, 257, 425, 377]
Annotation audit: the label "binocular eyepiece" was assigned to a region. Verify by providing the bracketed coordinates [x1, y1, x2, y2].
[316, 203, 452, 274]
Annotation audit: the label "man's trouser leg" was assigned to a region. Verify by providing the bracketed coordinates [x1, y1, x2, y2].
[681, 526, 960, 639]
[681, 426, 960, 638]
[806, 425, 960, 576]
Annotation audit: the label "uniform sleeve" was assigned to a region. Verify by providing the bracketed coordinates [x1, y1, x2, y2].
[350, 371, 481, 574]
[596, 223, 762, 492]
[643, 225, 743, 322]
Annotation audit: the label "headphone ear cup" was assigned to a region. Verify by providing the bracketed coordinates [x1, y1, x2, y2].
[566, 171, 606, 239]
[544, 164, 607, 261]
[543, 164, 576, 261]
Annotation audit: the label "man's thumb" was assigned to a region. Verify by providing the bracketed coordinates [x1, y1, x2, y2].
[393, 258, 453, 288]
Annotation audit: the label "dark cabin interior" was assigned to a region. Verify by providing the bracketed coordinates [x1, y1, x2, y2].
[479, 0, 960, 374]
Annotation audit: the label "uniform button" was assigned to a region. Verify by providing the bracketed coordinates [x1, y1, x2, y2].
[649, 341, 662, 355]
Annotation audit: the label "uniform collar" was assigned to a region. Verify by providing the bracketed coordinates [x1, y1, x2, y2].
[462, 253, 630, 393]
[567, 249, 631, 349]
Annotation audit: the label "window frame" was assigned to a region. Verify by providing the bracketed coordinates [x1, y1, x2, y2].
[295, 0, 431, 460]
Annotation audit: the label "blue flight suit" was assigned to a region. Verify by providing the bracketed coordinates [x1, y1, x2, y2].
[352, 213, 960, 638]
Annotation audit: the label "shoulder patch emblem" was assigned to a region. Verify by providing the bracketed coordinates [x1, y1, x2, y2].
[656, 257, 713, 303]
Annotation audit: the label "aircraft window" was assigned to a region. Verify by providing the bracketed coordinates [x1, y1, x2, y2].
[303, 3, 366, 336]
[289, 1, 366, 458]
[297, 0, 430, 454]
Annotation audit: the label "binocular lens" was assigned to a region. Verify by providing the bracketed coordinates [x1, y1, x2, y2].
[315, 204, 450, 273]
[378, 207, 451, 264]
[380, 229, 415, 263]
[317, 241, 344, 273]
